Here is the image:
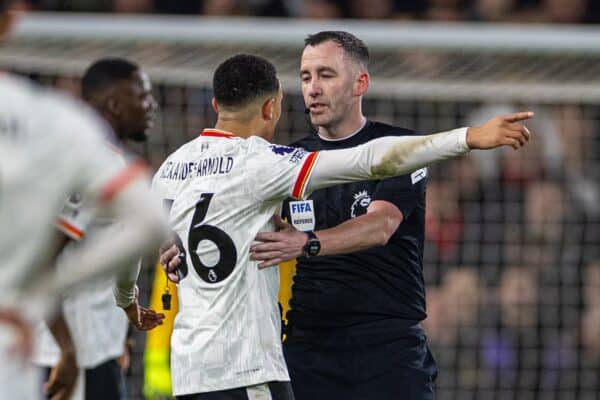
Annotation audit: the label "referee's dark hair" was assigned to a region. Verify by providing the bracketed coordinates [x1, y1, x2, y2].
[213, 54, 280, 109]
[305, 31, 370, 69]
[81, 58, 139, 102]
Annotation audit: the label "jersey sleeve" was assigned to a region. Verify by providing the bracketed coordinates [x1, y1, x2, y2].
[372, 168, 427, 219]
[303, 127, 468, 197]
[55, 193, 95, 240]
[244, 137, 319, 202]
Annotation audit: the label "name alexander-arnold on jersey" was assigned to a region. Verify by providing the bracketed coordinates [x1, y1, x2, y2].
[160, 157, 234, 180]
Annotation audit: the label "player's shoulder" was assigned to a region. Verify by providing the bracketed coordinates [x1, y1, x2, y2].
[246, 135, 290, 156]
[246, 134, 273, 150]
[366, 120, 418, 139]
[247, 136, 307, 161]
[0, 73, 37, 102]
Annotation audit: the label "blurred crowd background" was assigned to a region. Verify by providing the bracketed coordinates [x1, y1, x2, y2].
[4, 1, 599, 399]
[7, 0, 600, 24]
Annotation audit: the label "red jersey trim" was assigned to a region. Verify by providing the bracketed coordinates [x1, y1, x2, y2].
[56, 218, 85, 240]
[100, 161, 147, 203]
[200, 129, 236, 138]
[292, 152, 319, 199]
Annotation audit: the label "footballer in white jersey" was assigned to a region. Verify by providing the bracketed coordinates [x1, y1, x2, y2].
[152, 55, 531, 399]
[32, 57, 160, 400]
[32, 157, 129, 400]
[0, 75, 133, 300]
[0, 73, 166, 399]
[153, 129, 319, 395]
[31, 57, 160, 400]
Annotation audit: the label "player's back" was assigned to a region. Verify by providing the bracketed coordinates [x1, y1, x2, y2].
[153, 129, 317, 395]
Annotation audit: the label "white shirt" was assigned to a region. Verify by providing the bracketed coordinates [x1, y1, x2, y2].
[32, 153, 129, 369]
[0, 74, 139, 314]
[0, 73, 139, 399]
[153, 129, 318, 395]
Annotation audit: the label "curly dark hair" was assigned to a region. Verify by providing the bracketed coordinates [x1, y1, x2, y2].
[213, 54, 280, 108]
[81, 58, 139, 101]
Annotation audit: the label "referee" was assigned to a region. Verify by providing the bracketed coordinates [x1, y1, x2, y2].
[251, 31, 530, 400]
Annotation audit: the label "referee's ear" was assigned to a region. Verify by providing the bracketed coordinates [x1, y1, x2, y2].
[211, 98, 219, 114]
[354, 71, 370, 97]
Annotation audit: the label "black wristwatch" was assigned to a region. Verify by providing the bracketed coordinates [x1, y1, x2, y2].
[302, 231, 321, 257]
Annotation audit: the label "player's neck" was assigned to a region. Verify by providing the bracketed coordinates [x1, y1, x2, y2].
[214, 119, 259, 140]
[318, 114, 367, 141]
[103, 116, 126, 143]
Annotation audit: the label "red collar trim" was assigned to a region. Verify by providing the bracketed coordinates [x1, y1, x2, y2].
[200, 129, 236, 138]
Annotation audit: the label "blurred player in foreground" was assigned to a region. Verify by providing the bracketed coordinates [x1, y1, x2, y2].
[154, 54, 531, 399]
[0, 2, 168, 398]
[32, 58, 164, 400]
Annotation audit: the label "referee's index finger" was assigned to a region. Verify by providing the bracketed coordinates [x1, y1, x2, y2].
[503, 111, 534, 122]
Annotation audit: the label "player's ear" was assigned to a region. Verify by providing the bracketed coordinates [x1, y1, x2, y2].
[262, 97, 274, 121]
[354, 71, 369, 97]
[106, 96, 120, 117]
[211, 98, 219, 114]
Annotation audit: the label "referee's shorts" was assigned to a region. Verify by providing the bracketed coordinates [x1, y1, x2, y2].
[176, 381, 295, 400]
[283, 321, 437, 400]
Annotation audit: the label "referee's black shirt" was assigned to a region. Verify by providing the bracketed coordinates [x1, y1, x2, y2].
[283, 120, 428, 330]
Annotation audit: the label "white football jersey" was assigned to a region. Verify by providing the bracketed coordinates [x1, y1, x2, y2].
[0, 74, 139, 399]
[0, 74, 138, 312]
[153, 129, 318, 395]
[32, 153, 129, 370]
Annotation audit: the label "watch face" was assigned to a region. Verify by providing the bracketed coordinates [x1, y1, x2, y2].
[305, 238, 321, 256]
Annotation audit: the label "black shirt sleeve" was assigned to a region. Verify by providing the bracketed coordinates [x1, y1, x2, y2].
[372, 172, 426, 220]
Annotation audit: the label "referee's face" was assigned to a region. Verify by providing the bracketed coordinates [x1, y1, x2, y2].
[300, 41, 357, 131]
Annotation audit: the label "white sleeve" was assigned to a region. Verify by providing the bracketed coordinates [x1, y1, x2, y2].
[302, 128, 470, 197]
[109, 161, 176, 309]
[4, 92, 167, 320]
[22, 178, 168, 319]
[113, 260, 141, 308]
[55, 193, 95, 241]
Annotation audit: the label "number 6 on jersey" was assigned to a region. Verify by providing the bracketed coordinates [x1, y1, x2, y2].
[188, 193, 237, 283]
